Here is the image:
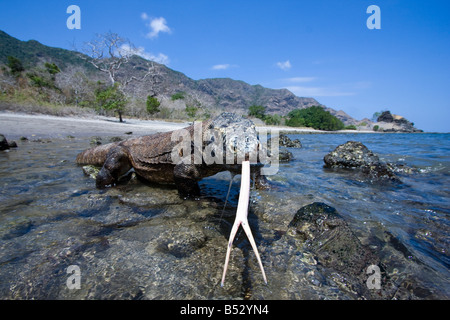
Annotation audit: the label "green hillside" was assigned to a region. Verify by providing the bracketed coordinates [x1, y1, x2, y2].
[0, 30, 92, 71]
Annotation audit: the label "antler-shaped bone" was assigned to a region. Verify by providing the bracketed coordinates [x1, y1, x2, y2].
[221, 160, 267, 287]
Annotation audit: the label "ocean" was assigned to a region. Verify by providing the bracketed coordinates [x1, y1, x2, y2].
[274, 133, 449, 280]
[0, 132, 448, 299]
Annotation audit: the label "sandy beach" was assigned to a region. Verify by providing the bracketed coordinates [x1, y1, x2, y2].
[0, 112, 190, 140]
[0, 111, 368, 141]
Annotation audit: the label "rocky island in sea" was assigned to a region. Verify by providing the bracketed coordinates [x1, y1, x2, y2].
[372, 111, 423, 133]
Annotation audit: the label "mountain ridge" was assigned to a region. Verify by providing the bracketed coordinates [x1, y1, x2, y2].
[0, 30, 355, 123]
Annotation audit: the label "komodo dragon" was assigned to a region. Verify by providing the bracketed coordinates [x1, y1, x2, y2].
[76, 113, 269, 198]
[76, 112, 272, 285]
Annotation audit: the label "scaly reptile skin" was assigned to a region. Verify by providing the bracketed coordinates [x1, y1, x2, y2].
[76, 113, 268, 197]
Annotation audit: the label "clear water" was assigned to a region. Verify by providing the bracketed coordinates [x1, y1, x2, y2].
[276, 133, 450, 276]
[0, 133, 448, 299]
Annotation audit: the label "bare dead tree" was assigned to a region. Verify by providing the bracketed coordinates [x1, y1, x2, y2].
[81, 32, 163, 87]
[123, 60, 165, 97]
[123, 61, 153, 85]
[81, 32, 130, 85]
[79, 32, 165, 122]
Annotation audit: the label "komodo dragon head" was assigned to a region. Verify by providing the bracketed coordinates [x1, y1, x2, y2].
[200, 112, 264, 165]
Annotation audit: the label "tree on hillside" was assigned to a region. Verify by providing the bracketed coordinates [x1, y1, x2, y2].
[56, 67, 97, 106]
[264, 114, 282, 125]
[96, 83, 127, 123]
[80, 32, 164, 122]
[146, 95, 160, 115]
[248, 105, 266, 120]
[7, 56, 24, 75]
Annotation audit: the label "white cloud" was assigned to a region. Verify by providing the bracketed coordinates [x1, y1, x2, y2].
[147, 52, 170, 65]
[283, 77, 317, 83]
[141, 13, 171, 39]
[285, 86, 355, 97]
[211, 64, 230, 70]
[276, 60, 292, 71]
[118, 44, 170, 65]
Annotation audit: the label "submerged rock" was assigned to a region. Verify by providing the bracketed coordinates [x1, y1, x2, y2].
[324, 141, 398, 181]
[90, 136, 103, 145]
[289, 202, 378, 276]
[287, 202, 381, 298]
[269, 133, 302, 149]
[285, 202, 440, 299]
[82, 165, 100, 179]
[267, 134, 297, 162]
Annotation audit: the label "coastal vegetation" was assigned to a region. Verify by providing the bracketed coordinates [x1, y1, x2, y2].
[95, 82, 127, 122]
[285, 106, 345, 131]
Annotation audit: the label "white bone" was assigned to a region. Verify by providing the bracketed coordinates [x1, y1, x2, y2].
[221, 160, 267, 286]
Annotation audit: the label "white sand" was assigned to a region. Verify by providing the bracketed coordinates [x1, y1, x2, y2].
[0, 112, 190, 139]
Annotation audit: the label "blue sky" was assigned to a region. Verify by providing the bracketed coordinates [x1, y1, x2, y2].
[1, 0, 449, 132]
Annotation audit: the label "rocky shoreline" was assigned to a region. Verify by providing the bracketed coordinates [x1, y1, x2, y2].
[0, 111, 429, 143]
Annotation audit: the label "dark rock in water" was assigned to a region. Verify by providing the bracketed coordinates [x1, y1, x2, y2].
[279, 147, 294, 162]
[267, 134, 298, 162]
[269, 133, 302, 148]
[109, 136, 124, 143]
[90, 136, 103, 145]
[324, 141, 379, 168]
[324, 141, 398, 181]
[0, 134, 17, 150]
[0, 134, 8, 150]
[279, 134, 302, 148]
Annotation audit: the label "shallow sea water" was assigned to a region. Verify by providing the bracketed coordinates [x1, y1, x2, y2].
[0, 133, 448, 299]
